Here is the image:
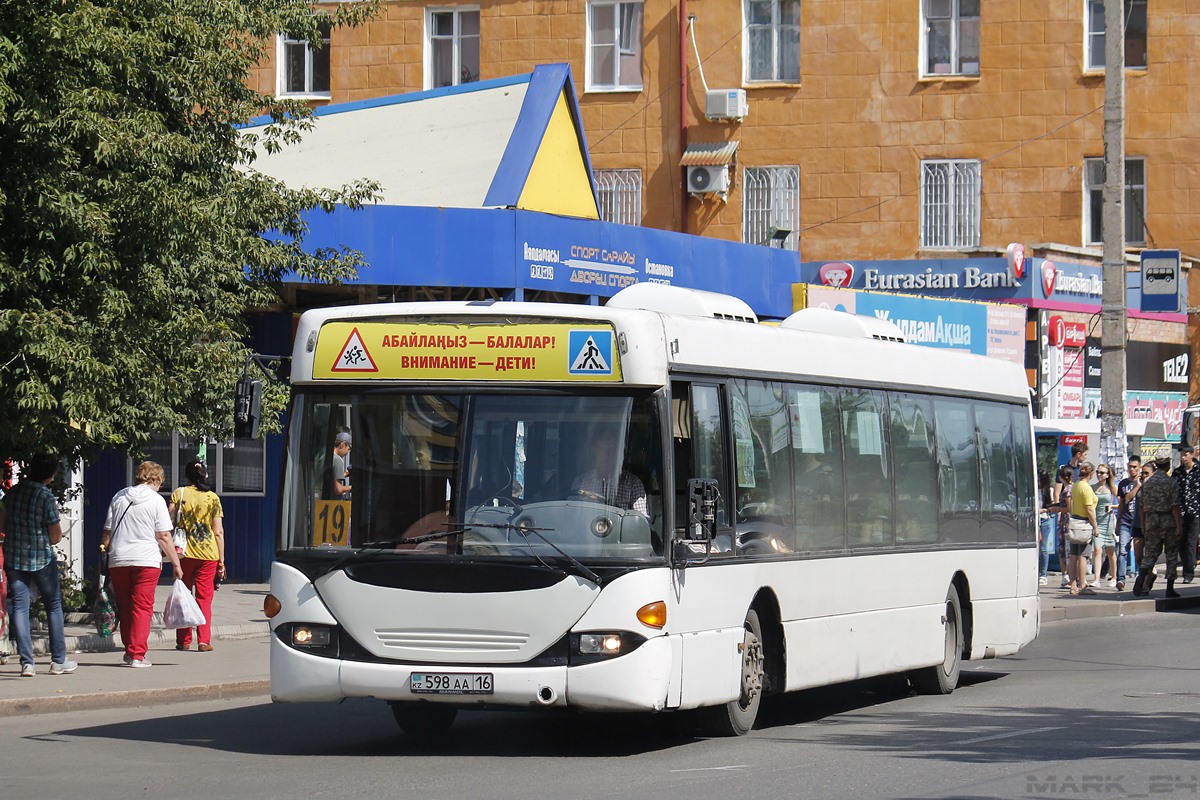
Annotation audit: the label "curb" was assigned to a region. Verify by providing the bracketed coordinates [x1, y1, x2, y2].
[1040, 592, 1200, 623]
[0, 679, 270, 719]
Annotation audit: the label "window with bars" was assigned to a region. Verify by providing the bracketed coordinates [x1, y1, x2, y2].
[130, 434, 267, 497]
[594, 169, 643, 225]
[1086, 0, 1147, 71]
[427, 8, 481, 89]
[920, 160, 981, 249]
[1084, 157, 1146, 246]
[744, 0, 801, 83]
[743, 166, 800, 250]
[921, 0, 980, 76]
[587, 0, 644, 90]
[278, 19, 332, 97]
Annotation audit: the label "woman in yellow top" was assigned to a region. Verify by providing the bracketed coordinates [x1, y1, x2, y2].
[1068, 462, 1099, 596]
[168, 460, 225, 651]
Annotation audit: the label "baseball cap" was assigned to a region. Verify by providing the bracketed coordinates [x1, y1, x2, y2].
[335, 432, 353, 446]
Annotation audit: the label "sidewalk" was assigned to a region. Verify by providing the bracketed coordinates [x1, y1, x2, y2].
[1, 574, 1198, 718]
[0, 582, 272, 717]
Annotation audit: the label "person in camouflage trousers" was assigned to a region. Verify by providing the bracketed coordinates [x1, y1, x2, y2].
[1134, 456, 1182, 598]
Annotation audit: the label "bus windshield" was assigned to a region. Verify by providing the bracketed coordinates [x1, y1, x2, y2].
[283, 391, 665, 560]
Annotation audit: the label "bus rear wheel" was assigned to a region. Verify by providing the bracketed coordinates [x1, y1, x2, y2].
[698, 608, 765, 736]
[389, 702, 458, 736]
[909, 586, 963, 695]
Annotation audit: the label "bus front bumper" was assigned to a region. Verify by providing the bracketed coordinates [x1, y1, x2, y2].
[270, 634, 674, 712]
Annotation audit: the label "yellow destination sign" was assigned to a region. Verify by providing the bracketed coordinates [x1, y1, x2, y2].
[314, 322, 623, 381]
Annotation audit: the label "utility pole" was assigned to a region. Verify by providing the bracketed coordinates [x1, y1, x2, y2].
[1100, 0, 1128, 474]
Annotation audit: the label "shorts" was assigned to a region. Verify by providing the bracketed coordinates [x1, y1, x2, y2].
[1068, 540, 1092, 556]
[1130, 529, 1144, 539]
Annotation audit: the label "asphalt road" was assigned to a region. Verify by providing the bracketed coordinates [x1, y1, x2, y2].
[3, 610, 1198, 800]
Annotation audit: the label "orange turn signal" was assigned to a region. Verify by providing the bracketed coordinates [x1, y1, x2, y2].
[636, 600, 667, 629]
[263, 594, 282, 618]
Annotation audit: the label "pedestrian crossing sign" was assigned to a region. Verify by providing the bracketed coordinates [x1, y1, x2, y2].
[568, 330, 614, 375]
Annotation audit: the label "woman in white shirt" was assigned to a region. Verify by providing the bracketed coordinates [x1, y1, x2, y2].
[100, 461, 183, 668]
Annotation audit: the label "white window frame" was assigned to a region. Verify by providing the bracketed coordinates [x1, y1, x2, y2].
[276, 19, 332, 98]
[425, 7, 481, 90]
[594, 169, 643, 225]
[742, 166, 800, 250]
[586, 0, 645, 92]
[129, 433, 267, 497]
[743, 0, 801, 84]
[920, 159, 981, 250]
[920, 0, 981, 77]
[1083, 156, 1146, 246]
[1084, 0, 1148, 72]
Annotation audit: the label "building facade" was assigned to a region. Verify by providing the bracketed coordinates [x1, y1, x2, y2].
[254, 0, 1200, 266]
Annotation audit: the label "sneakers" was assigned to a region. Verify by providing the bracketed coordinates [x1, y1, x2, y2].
[1038, 576, 1049, 586]
[128, 659, 152, 668]
[198, 643, 214, 652]
[49, 660, 78, 675]
[1088, 579, 1100, 588]
[1117, 580, 1126, 591]
[1060, 575, 1072, 588]
[123, 653, 133, 665]
[21, 663, 35, 678]
[1105, 578, 1117, 589]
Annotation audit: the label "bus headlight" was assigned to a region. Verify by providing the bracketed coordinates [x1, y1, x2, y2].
[292, 625, 332, 647]
[578, 633, 624, 654]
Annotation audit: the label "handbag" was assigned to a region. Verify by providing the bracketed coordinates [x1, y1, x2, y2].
[93, 567, 119, 637]
[172, 487, 187, 554]
[1066, 517, 1094, 545]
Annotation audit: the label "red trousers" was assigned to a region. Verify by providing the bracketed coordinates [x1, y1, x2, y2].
[177, 558, 217, 648]
[108, 565, 160, 661]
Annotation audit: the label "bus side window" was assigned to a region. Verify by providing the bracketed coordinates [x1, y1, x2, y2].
[790, 383, 846, 551]
[671, 382, 728, 532]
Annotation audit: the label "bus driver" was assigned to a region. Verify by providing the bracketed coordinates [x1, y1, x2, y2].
[569, 427, 648, 515]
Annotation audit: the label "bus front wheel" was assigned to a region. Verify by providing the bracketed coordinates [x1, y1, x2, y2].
[389, 702, 458, 736]
[909, 586, 963, 695]
[698, 608, 765, 736]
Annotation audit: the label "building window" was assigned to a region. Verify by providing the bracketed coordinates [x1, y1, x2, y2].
[922, 0, 980, 76]
[743, 166, 800, 250]
[587, 1, 644, 91]
[920, 160, 981, 249]
[745, 0, 801, 83]
[427, 8, 480, 89]
[594, 169, 642, 225]
[131, 434, 267, 497]
[1086, 0, 1147, 70]
[1084, 157, 1146, 246]
[278, 19, 332, 97]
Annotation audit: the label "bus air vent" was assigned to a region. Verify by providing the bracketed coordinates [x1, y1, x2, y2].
[779, 307, 907, 343]
[607, 284, 758, 324]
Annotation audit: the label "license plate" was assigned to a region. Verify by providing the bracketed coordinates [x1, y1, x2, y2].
[410, 672, 494, 695]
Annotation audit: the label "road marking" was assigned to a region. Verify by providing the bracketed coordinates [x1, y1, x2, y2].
[959, 725, 1064, 744]
[670, 765, 752, 773]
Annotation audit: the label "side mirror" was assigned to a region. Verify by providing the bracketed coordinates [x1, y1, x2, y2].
[686, 478, 719, 541]
[234, 377, 262, 439]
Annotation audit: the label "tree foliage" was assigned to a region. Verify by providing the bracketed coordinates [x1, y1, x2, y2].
[0, 0, 379, 463]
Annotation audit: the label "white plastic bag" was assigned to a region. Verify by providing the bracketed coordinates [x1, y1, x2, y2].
[163, 579, 205, 629]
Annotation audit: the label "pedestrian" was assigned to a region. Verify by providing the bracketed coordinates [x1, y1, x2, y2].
[168, 460, 225, 652]
[1052, 464, 1076, 587]
[1134, 456, 1182, 598]
[1114, 454, 1143, 589]
[101, 460, 183, 667]
[0, 454, 77, 677]
[1172, 445, 1199, 584]
[1066, 462, 1099, 595]
[1037, 470, 1058, 586]
[1090, 464, 1118, 588]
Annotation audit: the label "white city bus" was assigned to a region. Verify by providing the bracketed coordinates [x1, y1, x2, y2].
[266, 283, 1039, 736]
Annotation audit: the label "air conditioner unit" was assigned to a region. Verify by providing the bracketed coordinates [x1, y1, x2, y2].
[705, 89, 749, 121]
[687, 165, 730, 196]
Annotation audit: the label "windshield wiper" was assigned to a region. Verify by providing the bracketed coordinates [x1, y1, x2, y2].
[487, 522, 602, 586]
[357, 526, 470, 548]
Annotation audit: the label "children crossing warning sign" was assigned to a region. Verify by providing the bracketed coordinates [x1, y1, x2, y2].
[313, 322, 621, 381]
[330, 328, 378, 373]
[568, 331, 613, 374]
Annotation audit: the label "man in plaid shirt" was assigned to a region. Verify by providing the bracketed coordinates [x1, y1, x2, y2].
[569, 432, 648, 515]
[0, 453, 76, 676]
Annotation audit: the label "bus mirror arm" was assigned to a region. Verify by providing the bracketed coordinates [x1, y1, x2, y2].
[673, 479, 720, 567]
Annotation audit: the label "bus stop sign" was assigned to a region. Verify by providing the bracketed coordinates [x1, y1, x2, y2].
[1140, 249, 1180, 313]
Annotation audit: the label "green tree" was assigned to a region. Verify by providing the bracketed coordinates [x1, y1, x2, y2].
[0, 0, 379, 463]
